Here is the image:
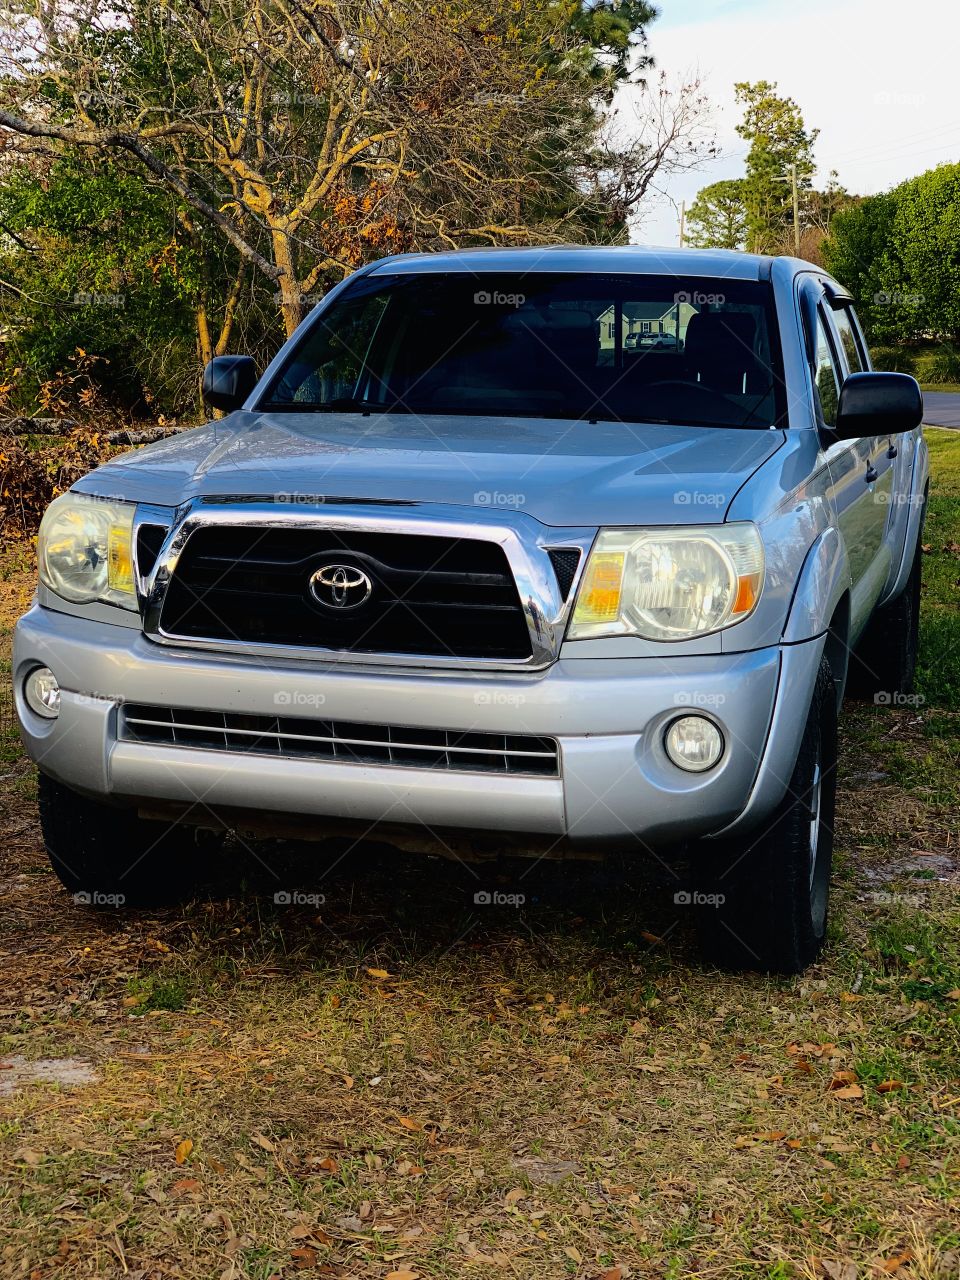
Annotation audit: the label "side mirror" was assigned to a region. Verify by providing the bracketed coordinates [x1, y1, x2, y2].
[202, 355, 258, 412]
[833, 371, 923, 440]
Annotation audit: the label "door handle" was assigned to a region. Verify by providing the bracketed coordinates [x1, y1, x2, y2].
[865, 465, 878, 483]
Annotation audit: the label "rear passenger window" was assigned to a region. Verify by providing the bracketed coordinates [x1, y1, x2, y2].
[832, 306, 865, 373]
[814, 312, 840, 428]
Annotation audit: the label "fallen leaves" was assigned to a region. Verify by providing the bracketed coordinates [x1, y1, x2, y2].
[734, 1130, 789, 1148]
[788, 1041, 843, 1059]
[828, 1071, 863, 1100]
[831, 1085, 864, 1101]
[819, 1260, 857, 1280]
[879, 1248, 913, 1273]
[366, 968, 391, 980]
[290, 1247, 318, 1269]
[829, 1070, 858, 1088]
[174, 1138, 194, 1165]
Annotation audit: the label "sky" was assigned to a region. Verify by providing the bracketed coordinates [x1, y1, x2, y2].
[624, 0, 960, 245]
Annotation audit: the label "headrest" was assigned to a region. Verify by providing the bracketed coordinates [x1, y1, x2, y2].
[684, 312, 757, 366]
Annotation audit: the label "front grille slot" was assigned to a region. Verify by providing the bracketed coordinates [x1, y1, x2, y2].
[546, 547, 582, 600]
[158, 527, 532, 659]
[121, 705, 559, 777]
[136, 524, 168, 578]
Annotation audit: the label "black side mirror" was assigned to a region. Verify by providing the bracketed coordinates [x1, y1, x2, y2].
[834, 371, 923, 440]
[202, 355, 258, 412]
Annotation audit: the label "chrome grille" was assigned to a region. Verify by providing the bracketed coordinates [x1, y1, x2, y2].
[120, 705, 560, 777]
[157, 527, 533, 660]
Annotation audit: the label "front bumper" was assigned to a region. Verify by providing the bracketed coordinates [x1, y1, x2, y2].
[13, 604, 825, 845]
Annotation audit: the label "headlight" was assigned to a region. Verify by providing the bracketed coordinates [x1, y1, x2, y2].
[38, 492, 137, 610]
[569, 523, 763, 641]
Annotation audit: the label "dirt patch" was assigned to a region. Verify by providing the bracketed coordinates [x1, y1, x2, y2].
[0, 1055, 98, 1096]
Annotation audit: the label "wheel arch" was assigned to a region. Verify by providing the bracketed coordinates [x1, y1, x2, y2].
[823, 593, 851, 708]
[782, 525, 851, 651]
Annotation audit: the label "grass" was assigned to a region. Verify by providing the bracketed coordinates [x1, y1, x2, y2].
[0, 434, 959, 1278]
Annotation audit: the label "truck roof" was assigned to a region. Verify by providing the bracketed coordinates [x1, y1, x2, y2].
[365, 244, 813, 281]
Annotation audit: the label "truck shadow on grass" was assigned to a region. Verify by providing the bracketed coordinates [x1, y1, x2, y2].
[193, 830, 702, 972]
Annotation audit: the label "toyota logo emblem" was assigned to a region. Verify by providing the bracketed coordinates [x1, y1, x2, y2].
[309, 564, 373, 610]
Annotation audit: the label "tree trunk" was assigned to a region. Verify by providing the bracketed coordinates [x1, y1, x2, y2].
[272, 227, 305, 338]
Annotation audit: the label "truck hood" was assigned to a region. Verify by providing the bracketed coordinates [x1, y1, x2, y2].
[75, 411, 786, 527]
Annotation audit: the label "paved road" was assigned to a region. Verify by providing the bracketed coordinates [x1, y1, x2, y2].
[923, 391, 960, 429]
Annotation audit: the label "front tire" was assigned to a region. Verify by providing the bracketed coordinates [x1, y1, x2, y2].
[694, 656, 838, 974]
[38, 774, 203, 908]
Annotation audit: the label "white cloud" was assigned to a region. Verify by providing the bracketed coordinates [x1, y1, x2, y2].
[623, 0, 960, 245]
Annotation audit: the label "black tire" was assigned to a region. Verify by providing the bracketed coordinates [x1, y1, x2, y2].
[846, 538, 922, 702]
[38, 773, 203, 908]
[694, 656, 838, 974]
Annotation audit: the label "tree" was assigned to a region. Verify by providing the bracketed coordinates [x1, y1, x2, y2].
[0, 0, 681, 339]
[0, 155, 270, 413]
[823, 164, 960, 343]
[685, 178, 747, 249]
[733, 80, 818, 253]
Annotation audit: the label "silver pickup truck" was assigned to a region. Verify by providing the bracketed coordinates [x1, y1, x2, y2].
[14, 246, 928, 973]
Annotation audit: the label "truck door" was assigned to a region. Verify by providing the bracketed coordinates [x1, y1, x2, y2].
[809, 297, 891, 635]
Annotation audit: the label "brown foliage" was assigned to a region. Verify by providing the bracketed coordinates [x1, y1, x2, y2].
[0, 351, 126, 541]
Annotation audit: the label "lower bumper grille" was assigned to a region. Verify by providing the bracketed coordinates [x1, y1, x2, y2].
[120, 705, 560, 778]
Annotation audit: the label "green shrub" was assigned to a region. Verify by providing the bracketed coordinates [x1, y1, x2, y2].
[914, 346, 960, 385]
[869, 345, 916, 374]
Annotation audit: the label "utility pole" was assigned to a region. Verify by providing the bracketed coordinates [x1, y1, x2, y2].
[679, 200, 686, 248]
[788, 163, 800, 256]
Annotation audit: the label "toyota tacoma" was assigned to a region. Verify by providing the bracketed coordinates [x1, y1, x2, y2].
[14, 247, 928, 972]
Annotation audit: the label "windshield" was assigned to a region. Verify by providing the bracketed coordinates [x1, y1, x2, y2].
[261, 271, 786, 430]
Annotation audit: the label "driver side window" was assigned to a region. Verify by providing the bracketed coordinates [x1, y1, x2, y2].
[814, 311, 841, 428]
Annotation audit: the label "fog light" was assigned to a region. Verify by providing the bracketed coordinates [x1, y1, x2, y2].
[664, 715, 723, 772]
[24, 666, 60, 719]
